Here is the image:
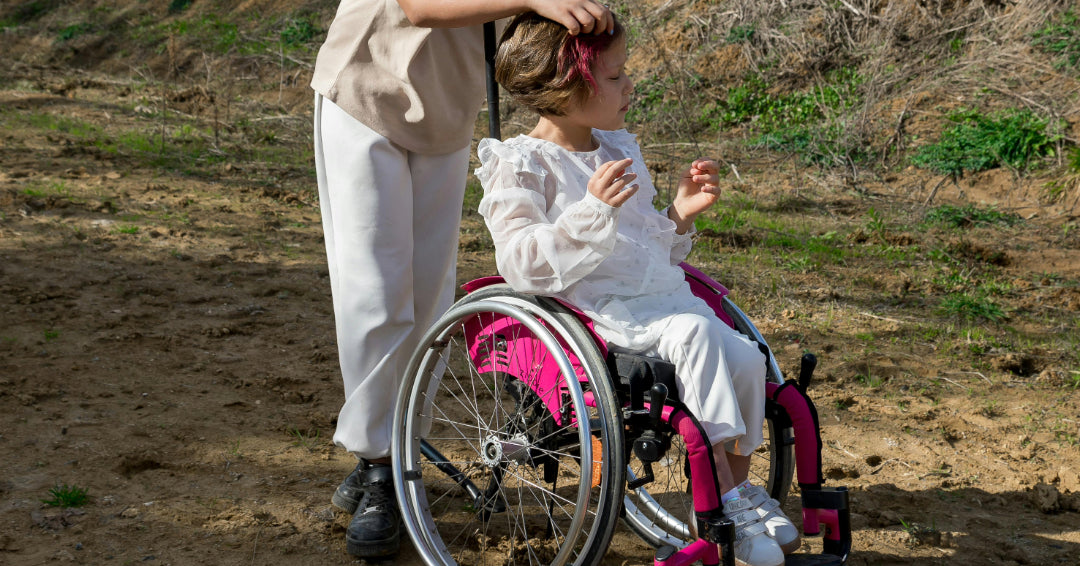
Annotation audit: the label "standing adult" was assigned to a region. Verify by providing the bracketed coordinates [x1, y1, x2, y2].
[310, 0, 614, 559]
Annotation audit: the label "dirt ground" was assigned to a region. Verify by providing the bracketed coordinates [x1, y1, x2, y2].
[3, 29, 1080, 566]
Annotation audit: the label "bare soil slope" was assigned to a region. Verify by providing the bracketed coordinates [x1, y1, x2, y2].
[1, 1, 1079, 565]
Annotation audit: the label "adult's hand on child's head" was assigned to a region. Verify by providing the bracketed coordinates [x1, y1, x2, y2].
[588, 158, 638, 208]
[534, 0, 614, 36]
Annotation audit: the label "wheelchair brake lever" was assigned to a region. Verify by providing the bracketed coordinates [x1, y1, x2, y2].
[627, 384, 669, 490]
[648, 383, 668, 430]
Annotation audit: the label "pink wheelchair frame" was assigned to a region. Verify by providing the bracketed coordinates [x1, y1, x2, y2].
[457, 264, 851, 566]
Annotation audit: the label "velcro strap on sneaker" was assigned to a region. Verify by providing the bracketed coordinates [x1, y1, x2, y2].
[733, 519, 769, 540]
[756, 497, 782, 514]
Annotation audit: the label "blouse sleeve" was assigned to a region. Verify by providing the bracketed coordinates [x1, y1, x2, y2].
[475, 139, 619, 294]
[663, 205, 696, 264]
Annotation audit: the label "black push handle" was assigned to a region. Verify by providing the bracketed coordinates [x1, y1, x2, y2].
[798, 352, 818, 391]
[483, 21, 501, 140]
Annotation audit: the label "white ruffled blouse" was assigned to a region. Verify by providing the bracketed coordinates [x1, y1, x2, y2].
[475, 128, 717, 351]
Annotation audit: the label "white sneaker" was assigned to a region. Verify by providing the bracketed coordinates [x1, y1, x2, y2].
[740, 484, 802, 553]
[723, 497, 785, 566]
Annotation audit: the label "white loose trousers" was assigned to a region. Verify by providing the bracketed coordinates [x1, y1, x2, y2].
[314, 94, 468, 459]
[650, 312, 767, 455]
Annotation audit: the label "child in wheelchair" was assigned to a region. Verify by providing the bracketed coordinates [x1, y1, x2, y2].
[475, 11, 798, 566]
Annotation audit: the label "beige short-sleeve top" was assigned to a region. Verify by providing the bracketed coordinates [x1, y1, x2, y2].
[311, 0, 489, 154]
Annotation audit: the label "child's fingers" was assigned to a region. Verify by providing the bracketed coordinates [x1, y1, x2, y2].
[693, 158, 720, 171]
[589, 159, 637, 206]
[596, 159, 632, 188]
[603, 173, 637, 200]
[608, 182, 639, 207]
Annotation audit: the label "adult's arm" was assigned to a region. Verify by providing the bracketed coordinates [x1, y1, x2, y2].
[396, 0, 614, 35]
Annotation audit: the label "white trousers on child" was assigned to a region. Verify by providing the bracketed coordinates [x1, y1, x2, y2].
[313, 94, 469, 459]
[651, 312, 767, 455]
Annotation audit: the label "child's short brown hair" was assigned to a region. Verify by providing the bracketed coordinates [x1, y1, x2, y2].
[495, 11, 626, 117]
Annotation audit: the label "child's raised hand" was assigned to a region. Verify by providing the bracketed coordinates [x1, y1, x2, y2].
[588, 157, 639, 208]
[669, 158, 721, 233]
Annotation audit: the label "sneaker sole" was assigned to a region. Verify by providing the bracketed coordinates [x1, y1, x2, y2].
[331, 488, 359, 514]
[779, 535, 802, 554]
[346, 532, 400, 559]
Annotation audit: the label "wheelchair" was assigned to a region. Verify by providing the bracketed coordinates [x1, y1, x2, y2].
[391, 263, 852, 566]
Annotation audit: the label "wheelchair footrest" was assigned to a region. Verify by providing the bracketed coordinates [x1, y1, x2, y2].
[799, 486, 852, 564]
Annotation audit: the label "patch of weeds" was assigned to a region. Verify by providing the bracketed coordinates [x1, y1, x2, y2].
[290, 426, 320, 450]
[702, 68, 866, 164]
[856, 372, 884, 389]
[42, 484, 90, 508]
[165, 15, 255, 55]
[754, 123, 871, 166]
[56, 22, 92, 42]
[1044, 146, 1080, 204]
[911, 108, 1060, 176]
[939, 293, 1006, 322]
[168, 0, 193, 14]
[1032, 8, 1080, 70]
[925, 203, 1021, 228]
[782, 254, 815, 273]
[864, 207, 887, 238]
[726, 24, 755, 43]
[695, 211, 749, 234]
[17, 111, 101, 138]
[17, 181, 70, 200]
[115, 225, 139, 235]
[43, 329, 59, 341]
[280, 16, 320, 48]
[980, 399, 1002, 418]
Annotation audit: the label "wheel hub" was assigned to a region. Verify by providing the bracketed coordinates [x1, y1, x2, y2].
[481, 433, 531, 467]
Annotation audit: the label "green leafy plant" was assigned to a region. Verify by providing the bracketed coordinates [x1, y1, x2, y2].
[169, 0, 194, 14]
[57, 22, 91, 42]
[911, 108, 1058, 175]
[42, 484, 90, 508]
[1032, 8, 1080, 70]
[280, 17, 319, 48]
[701, 68, 866, 164]
[939, 293, 1006, 322]
[925, 203, 1021, 228]
[726, 25, 755, 44]
[290, 427, 320, 450]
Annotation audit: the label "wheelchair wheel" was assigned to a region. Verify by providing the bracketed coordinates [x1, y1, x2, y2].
[392, 285, 625, 566]
[621, 296, 795, 549]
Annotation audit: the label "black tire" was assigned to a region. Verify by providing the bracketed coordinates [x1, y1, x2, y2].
[392, 285, 625, 566]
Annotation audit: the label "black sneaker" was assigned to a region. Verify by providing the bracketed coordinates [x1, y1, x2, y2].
[345, 463, 401, 559]
[331, 460, 367, 514]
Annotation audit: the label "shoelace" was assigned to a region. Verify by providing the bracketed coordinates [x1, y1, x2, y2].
[361, 479, 394, 513]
